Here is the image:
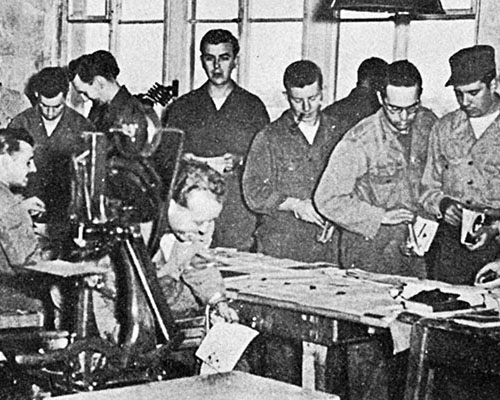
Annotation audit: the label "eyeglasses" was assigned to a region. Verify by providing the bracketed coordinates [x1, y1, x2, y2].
[382, 99, 420, 115]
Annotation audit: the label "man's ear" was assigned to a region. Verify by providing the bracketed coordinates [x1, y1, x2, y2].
[490, 77, 498, 93]
[376, 91, 383, 106]
[93, 76, 107, 89]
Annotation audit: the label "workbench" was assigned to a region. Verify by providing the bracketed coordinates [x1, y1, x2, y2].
[203, 248, 414, 400]
[202, 248, 498, 400]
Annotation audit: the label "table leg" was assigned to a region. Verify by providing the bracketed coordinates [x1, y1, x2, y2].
[302, 341, 328, 391]
[404, 322, 433, 400]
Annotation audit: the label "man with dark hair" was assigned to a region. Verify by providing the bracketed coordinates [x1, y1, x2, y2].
[9, 67, 93, 237]
[323, 57, 388, 131]
[0, 127, 43, 310]
[421, 44, 500, 285]
[166, 29, 269, 251]
[315, 60, 437, 276]
[69, 50, 158, 154]
[243, 60, 343, 263]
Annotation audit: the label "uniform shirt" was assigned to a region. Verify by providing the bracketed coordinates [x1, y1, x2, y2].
[243, 110, 344, 262]
[166, 81, 269, 158]
[166, 81, 270, 250]
[315, 107, 437, 239]
[322, 86, 381, 133]
[9, 105, 94, 222]
[421, 105, 500, 216]
[0, 182, 39, 275]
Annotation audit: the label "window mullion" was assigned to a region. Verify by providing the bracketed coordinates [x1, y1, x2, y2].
[238, 0, 250, 88]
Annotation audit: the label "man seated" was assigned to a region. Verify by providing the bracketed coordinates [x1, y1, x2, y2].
[9, 67, 93, 256]
[153, 160, 237, 322]
[0, 127, 45, 312]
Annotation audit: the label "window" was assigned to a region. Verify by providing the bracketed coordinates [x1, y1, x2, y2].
[188, 0, 304, 120]
[335, 0, 478, 116]
[67, 0, 164, 96]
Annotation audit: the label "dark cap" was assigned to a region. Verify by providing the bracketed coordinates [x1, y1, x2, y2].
[446, 45, 496, 86]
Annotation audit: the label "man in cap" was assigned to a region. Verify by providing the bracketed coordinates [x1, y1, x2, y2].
[421, 44, 500, 285]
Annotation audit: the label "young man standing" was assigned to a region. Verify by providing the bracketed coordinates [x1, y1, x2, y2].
[243, 60, 344, 263]
[421, 45, 500, 285]
[166, 29, 269, 251]
[315, 60, 437, 277]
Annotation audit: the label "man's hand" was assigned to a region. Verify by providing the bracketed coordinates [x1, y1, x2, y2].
[381, 209, 414, 225]
[443, 202, 463, 226]
[211, 301, 239, 324]
[21, 196, 46, 217]
[475, 260, 500, 289]
[465, 222, 500, 251]
[280, 198, 324, 226]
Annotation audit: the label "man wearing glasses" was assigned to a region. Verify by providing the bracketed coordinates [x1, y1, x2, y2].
[315, 60, 437, 276]
[421, 45, 500, 285]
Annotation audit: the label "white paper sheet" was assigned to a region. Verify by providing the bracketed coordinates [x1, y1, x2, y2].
[196, 322, 259, 375]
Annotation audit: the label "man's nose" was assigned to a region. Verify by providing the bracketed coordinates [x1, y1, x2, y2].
[302, 100, 311, 112]
[198, 221, 211, 235]
[462, 93, 472, 106]
[214, 58, 221, 70]
[400, 109, 409, 121]
[30, 163, 37, 173]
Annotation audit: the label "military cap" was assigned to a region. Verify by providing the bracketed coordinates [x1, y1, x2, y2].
[445, 44, 496, 86]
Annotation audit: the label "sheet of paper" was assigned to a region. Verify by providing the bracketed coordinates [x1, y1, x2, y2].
[196, 322, 259, 375]
[408, 216, 439, 256]
[461, 208, 485, 245]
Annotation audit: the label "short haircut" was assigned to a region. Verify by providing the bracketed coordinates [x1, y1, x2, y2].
[68, 50, 120, 83]
[357, 57, 388, 91]
[0, 128, 34, 155]
[172, 161, 226, 208]
[200, 29, 240, 57]
[283, 60, 323, 90]
[35, 67, 69, 98]
[379, 60, 423, 98]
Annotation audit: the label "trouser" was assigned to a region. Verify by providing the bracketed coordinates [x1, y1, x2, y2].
[340, 225, 427, 278]
[426, 223, 500, 285]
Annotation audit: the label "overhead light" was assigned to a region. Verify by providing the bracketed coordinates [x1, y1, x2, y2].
[331, 0, 445, 14]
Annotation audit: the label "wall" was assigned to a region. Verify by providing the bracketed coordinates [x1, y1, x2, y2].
[0, 0, 58, 95]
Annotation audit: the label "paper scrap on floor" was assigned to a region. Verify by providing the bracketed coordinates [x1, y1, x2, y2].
[196, 322, 259, 375]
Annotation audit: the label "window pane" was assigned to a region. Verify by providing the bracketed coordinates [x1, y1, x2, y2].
[121, 0, 164, 21]
[408, 19, 476, 116]
[192, 23, 239, 89]
[336, 21, 393, 101]
[68, 23, 109, 60]
[69, 0, 106, 17]
[440, 0, 474, 11]
[118, 24, 164, 95]
[250, 0, 303, 19]
[247, 22, 303, 120]
[195, 0, 238, 20]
